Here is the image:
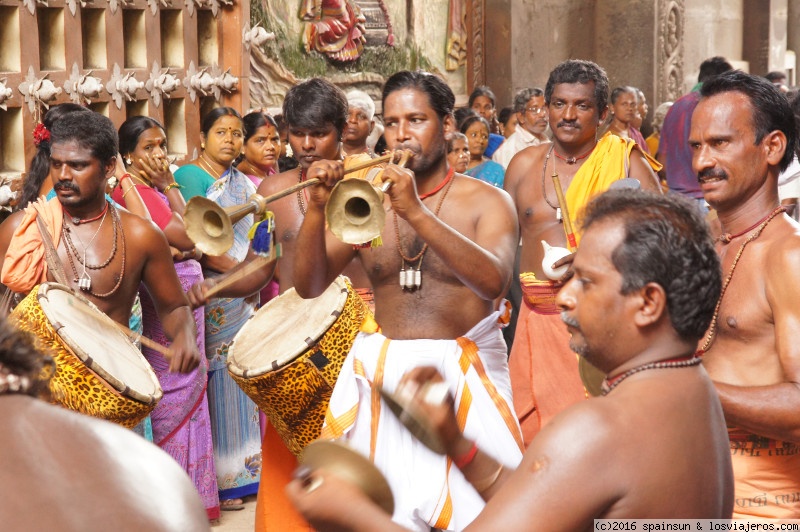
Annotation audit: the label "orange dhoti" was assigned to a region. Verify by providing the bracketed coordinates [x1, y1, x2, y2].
[729, 427, 800, 518]
[508, 273, 586, 447]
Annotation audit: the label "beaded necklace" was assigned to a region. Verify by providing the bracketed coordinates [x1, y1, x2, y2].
[62, 204, 126, 299]
[601, 354, 702, 396]
[297, 168, 308, 215]
[553, 142, 596, 165]
[699, 205, 785, 352]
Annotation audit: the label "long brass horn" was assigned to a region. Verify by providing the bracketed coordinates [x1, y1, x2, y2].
[326, 150, 411, 245]
[184, 153, 400, 255]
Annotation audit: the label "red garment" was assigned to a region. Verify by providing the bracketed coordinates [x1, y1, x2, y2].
[509, 279, 586, 447]
[111, 184, 172, 230]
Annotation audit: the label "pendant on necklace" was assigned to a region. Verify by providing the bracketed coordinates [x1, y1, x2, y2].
[413, 267, 422, 289]
[399, 264, 408, 289]
[556, 208, 562, 222]
[565, 157, 577, 165]
[78, 271, 92, 291]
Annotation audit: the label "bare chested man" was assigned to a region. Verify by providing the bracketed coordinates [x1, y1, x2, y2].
[0, 111, 199, 374]
[503, 59, 661, 445]
[288, 189, 734, 529]
[689, 70, 800, 518]
[291, 70, 522, 530]
[0, 319, 210, 532]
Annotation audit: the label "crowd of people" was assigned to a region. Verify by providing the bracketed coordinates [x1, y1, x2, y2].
[0, 54, 799, 530]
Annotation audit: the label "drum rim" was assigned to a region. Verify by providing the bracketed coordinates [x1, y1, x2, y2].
[36, 283, 163, 404]
[228, 276, 352, 377]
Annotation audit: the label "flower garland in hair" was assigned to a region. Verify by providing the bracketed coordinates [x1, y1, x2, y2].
[33, 123, 50, 148]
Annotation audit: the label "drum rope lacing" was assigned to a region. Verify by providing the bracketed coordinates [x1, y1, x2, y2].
[62, 203, 127, 298]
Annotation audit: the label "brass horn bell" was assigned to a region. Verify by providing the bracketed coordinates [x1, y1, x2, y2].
[184, 195, 267, 256]
[326, 179, 391, 245]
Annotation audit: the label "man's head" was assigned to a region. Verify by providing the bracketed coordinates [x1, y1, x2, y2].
[382, 70, 455, 173]
[765, 71, 787, 86]
[0, 318, 54, 399]
[557, 189, 720, 369]
[544, 60, 609, 147]
[49, 112, 118, 208]
[344, 90, 376, 149]
[283, 78, 348, 166]
[690, 70, 797, 211]
[697, 56, 733, 84]
[513, 87, 547, 137]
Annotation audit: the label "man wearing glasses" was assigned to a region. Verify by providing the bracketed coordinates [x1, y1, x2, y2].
[492, 88, 551, 169]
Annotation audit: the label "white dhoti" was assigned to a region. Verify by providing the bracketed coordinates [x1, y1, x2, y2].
[321, 311, 524, 531]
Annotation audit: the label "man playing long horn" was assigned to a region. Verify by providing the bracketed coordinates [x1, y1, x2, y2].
[292, 70, 523, 531]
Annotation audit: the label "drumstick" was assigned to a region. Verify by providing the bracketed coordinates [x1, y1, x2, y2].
[551, 173, 578, 252]
[203, 255, 273, 299]
[64, 296, 173, 359]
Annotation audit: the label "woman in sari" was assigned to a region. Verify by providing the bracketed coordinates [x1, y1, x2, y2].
[461, 115, 506, 188]
[174, 107, 262, 509]
[115, 116, 220, 520]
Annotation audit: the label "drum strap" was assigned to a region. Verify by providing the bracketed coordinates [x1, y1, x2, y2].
[35, 214, 69, 286]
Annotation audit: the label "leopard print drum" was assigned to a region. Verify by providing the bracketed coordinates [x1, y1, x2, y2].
[10, 283, 162, 428]
[228, 276, 371, 456]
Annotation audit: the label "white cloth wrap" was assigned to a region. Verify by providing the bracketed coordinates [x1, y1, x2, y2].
[324, 311, 523, 531]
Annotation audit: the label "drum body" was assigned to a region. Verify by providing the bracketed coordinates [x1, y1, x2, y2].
[228, 276, 370, 456]
[10, 283, 162, 428]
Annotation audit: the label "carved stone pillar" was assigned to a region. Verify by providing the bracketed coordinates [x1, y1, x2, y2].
[466, 0, 486, 93]
[657, 0, 685, 104]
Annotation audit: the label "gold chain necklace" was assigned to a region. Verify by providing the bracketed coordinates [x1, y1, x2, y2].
[198, 154, 224, 180]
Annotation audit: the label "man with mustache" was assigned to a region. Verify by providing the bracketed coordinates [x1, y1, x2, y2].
[0, 111, 200, 375]
[491, 87, 550, 169]
[292, 70, 523, 530]
[287, 189, 734, 528]
[689, 70, 800, 518]
[503, 59, 661, 447]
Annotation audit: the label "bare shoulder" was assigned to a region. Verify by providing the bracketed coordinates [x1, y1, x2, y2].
[258, 168, 298, 196]
[453, 174, 515, 214]
[765, 218, 800, 279]
[0, 209, 26, 239]
[117, 206, 164, 241]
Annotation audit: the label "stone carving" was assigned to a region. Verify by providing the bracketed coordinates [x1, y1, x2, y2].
[107, 0, 133, 14]
[183, 61, 238, 102]
[657, 0, 684, 103]
[18, 67, 62, 113]
[66, 0, 89, 16]
[243, 23, 276, 52]
[184, 0, 204, 17]
[21, 0, 48, 16]
[145, 61, 181, 107]
[209, 0, 233, 17]
[64, 63, 104, 105]
[300, 0, 367, 62]
[0, 78, 12, 111]
[446, 0, 467, 71]
[354, 0, 394, 47]
[146, 0, 172, 15]
[468, 0, 485, 89]
[106, 63, 144, 109]
[249, 45, 298, 109]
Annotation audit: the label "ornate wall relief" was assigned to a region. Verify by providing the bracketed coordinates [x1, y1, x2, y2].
[658, 0, 684, 103]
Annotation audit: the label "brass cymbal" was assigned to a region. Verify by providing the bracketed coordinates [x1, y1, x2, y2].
[301, 440, 395, 515]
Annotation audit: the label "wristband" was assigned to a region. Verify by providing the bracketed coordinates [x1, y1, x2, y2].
[164, 182, 183, 192]
[120, 172, 133, 181]
[122, 186, 135, 199]
[453, 441, 478, 469]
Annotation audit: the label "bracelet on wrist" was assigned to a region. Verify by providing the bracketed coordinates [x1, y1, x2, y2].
[122, 186, 135, 199]
[164, 182, 183, 193]
[120, 172, 133, 182]
[453, 441, 479, 469]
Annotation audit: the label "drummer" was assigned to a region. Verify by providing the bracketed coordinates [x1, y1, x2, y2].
[187, 78, 378, 529]
[288, 189, 735, 527]
[292, 70, 522, 530]
[0, 111, 200, 374]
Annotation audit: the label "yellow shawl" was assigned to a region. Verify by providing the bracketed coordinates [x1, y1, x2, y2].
[564, 132, 661, 245]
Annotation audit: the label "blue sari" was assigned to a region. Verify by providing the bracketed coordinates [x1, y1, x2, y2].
[465, 160, 505, 188]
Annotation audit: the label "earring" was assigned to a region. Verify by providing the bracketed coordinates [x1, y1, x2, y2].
[201, 142, 205, 150]
[124, 156, 132, 166]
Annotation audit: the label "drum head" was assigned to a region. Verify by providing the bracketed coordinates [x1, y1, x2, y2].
[229, 276, 350, 376]
[37, 284, 162, 403]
